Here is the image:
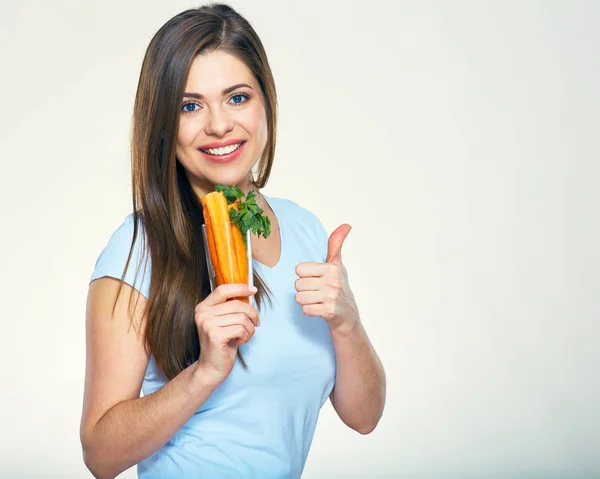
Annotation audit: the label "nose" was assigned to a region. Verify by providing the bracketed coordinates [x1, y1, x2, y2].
[204, 104, 234, 137]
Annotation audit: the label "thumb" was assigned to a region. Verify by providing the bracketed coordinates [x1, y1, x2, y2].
[326, 224, 352, 264]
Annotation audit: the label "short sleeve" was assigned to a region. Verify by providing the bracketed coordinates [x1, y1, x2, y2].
[89, 214, 151, 298]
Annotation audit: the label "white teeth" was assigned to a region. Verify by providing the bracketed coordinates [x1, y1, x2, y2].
[201, 143, 242, 156]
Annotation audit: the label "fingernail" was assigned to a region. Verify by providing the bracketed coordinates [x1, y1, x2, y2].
[249, 286, 258, 293]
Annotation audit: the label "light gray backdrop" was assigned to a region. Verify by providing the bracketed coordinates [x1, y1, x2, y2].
[1, 1, 598, 478]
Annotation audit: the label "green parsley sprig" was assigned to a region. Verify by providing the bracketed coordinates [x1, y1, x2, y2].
[215, 184, 271, 245]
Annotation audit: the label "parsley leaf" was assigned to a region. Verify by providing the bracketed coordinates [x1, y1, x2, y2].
[215, 184, 271, 245]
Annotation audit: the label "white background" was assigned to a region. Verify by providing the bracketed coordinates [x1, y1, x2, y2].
[1, 1, 599, 477]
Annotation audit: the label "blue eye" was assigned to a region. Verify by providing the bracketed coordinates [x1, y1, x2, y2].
[230, 93, 249, 105]
[182, 102, 200, 113]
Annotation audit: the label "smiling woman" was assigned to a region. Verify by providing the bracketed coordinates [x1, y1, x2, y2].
[177, 55, 268, 183]
[80, 4, 385, 479]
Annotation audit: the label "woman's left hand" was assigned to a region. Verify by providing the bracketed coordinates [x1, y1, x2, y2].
[295, 224, 359, 335]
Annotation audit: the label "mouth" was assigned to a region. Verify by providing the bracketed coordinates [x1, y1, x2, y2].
[198, 141, 247, 164]
[199, 141, 245, 156]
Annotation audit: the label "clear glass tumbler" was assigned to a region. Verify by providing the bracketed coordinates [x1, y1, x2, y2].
[201, 222, 254, 296]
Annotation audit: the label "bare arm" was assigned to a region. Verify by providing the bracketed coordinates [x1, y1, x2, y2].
[80, 278, 221, 479]
[329, 320, 386, 435]
[295, 223, 386, 435]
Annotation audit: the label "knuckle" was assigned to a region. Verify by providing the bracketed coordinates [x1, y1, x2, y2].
[231, 299, 244, 309]
[195, 312, 208, 329]
[213, 285, 224, 296]
[216, 284, 231, 297]
[235, 313, 249, 329]
[247, 318, 256, 332]
[205, 325, 217, 341]
[198, 319, 208, 333]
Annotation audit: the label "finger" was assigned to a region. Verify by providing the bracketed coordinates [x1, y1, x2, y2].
[295, 262, 328, 278]
[294, 277, 322, 292]
[203, 283, 257, 307]
[219, 324, 252, 346]
[326, 224, 352, 264]
[295, 290, 326, 306]
[301, 304, 325, 318]
[213, 313, 256, 339]
[211, 300, 260, 327]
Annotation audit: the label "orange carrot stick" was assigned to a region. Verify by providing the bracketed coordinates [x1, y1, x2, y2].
[202, 202, 224, 286]
[232, 206, 248, 278]
[232, 227, 249, 303]
[202, 192, 236, 284]
[231, 224, 247, 282]
[228, 201, 249, 302]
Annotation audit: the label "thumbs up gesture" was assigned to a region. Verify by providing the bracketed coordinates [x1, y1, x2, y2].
[295, 224, 359, 334]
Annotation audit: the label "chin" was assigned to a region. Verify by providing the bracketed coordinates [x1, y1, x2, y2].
[203, 170, 250, 189]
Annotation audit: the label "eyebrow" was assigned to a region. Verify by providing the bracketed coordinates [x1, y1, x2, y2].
[183, 83, 253, 99]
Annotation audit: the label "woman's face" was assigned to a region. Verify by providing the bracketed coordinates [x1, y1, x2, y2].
[176, 50, 268, 196]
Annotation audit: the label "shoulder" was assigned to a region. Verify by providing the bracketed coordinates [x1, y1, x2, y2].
[98, 213, 146, 257]
[89, 212, 151, 298]
[266, 196, 324, 229]
[266, 196, 327, 235]
[105, 212, 139, 240]
[266, 196, 328, 261]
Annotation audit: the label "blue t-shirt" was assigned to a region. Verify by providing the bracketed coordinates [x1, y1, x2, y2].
[89, 196, 336, 479]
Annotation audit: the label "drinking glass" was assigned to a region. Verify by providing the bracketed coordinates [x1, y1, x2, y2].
[201, 222, 254, 296]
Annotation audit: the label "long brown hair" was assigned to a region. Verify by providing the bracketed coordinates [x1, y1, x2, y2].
[115, 4, 277, 379]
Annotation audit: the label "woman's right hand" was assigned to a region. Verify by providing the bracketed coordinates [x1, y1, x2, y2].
[194, 284, 260, 385]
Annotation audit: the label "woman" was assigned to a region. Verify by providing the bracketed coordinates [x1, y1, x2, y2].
[80, 4, 385, 478]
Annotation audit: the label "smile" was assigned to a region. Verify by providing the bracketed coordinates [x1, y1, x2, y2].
[198, 141, 247, 164]
[200, 142, 244, 156]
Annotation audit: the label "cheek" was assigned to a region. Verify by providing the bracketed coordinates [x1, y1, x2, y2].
[248, 108, 268, 149]
[176, 119, 202, 168]
[177, 119, 198, 147]
[257, 116, 268, 147]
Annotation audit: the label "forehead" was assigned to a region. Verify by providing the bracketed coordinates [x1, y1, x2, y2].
[185, 50, 256, 94]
